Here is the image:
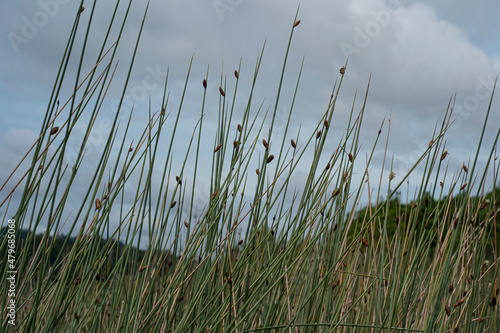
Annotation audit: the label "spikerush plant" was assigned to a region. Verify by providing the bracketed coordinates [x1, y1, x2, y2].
[1, 1, 499, 333]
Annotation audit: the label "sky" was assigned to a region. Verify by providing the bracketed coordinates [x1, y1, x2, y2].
[1, 0, 499, 239]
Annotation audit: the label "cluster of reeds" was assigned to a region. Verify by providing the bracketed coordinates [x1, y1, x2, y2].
[1, 2, 499, 332]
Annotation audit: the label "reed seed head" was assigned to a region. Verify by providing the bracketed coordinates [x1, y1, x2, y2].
[234, 70, 239, 78]
[262, 139, 269, 149]
[361, 237, 369, 247]
[316, 130, 322, 139]
[445, 305, 451, 316]
[203, 79, 207, 88]
[389, 172, 395, 180]
[332, 280, 340, 290]
[340, 67, 346, 75]
[462, 163, 468, 173]
[139, 266, 146, 273]
[184, 221, 189, 228]
[453, 298, 465, 308]
[170, 201, 176, 208]
[237, 124, 242, 132]
[256, 169, 259, 175]
[324, 119, 329, 129]
[50, 127, 59, 135]
[460, 183, 467, 191]
[214, 144, 222, 153]
[95, 198, 101, 210]
[266, 155, 274, 164]
[441, 149, 448, 161]
[293, 20, 301, 27]
[219, 86, 225, 97]
[291, 139, 296, 148]
[211, 190, 218, 200]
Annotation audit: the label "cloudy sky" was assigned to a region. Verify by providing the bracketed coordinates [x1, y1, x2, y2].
[1, 0, 499, 238]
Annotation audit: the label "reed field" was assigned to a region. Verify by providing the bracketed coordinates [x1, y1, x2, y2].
[1, 2, 499, 332]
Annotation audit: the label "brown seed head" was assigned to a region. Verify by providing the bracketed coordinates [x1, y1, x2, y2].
[332, 280, 340, 290]
[340, 67, 346, 75]
[234, 70, 239, 79]
[238, 239, 243, 245]
[139, 266, 147, 273]
[233, 140, 238, 148]
[453, 298, 465, 308]
[462, 163, 468, 173]
[266, 155, 274, 164]
[262, 139, 269, 149]
[211, 190, 218, 200]
[440, 149, 448, 161]
[291, 139, 296, 148]
[237, 124, 242, 132]
[184, 221, 189, 228]
[460, 183, 467, 191]
[256, 169, 259, 175]
[219, 86, 225, 97]
[203, 79, 207, 88]
[445, 305, 451, 316]
[389, 172, 396, 180]
[316, 130, 321, 139]
[361, 237, 369, 247]
[332, 188, 340, 197]
[79, 6, 85, 13]
[170, 201, 176, 208]
[348, 153, 353, 163]
[324, 119, 329, 129]
[480, 200, 489, 210]
[50, 127, 59, 135]
[293, 20, 301, 27]
[214, 144, 222, 153]
[95, 198, 101, 210]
